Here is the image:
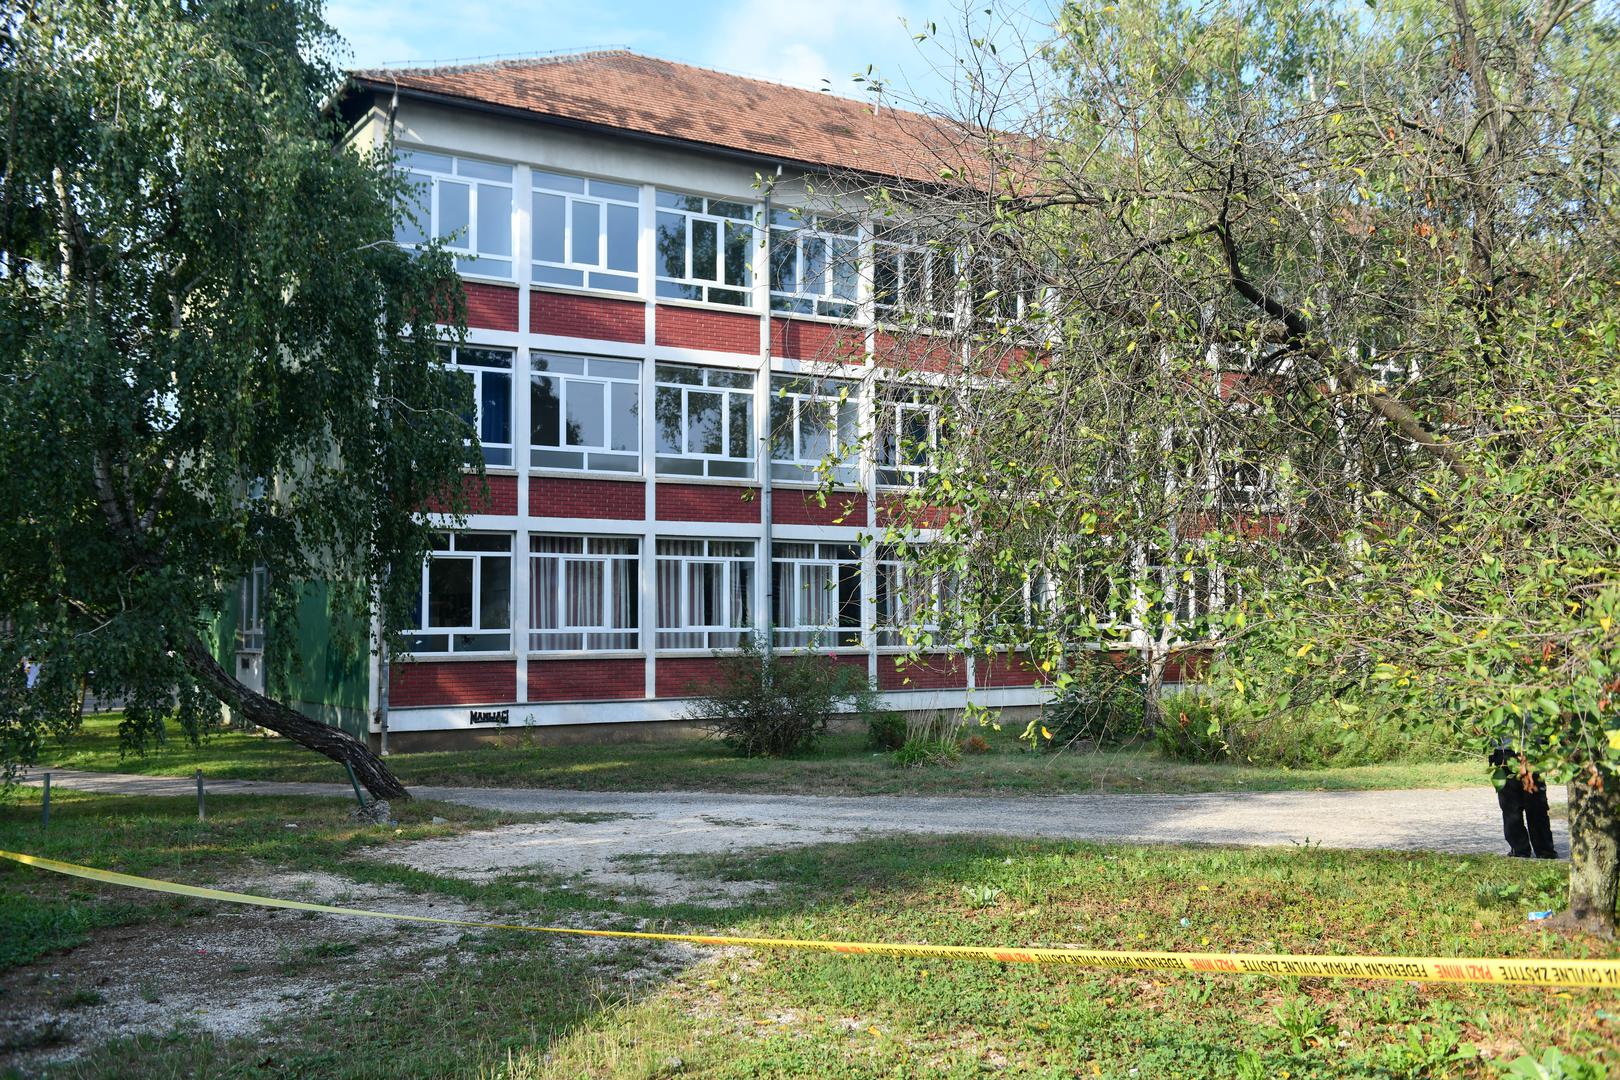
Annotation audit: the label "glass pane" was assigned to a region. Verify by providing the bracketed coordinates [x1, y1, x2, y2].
[707, 287, 745, 306]
[571, 200, 600, 266]
[874, 248, 899, 310]
[657, 455, 702, 475]
[838, 563, 862, 629]
[654, 385, 683, 454]
[458, 158, 512, 182]
[728, 394, 751, 458]
[723, 221, 752, 288]
[605, 203, 638, 272]
[769, 229, 797, 293]
[801, 563, 832, 627]
[477, 184, 511, 256]
[564, 560, 605, 627]
[709, 199, 751, 220]
[798, 400, 831, 461]
[830, 237, 859, 300]
[480, 556, 511, 629]
[588, 272, 637, 293]
[657, 280, 700, 300]
[690, 563, 723, 626]
[481, 372, 511, 447]
[438, 181, 470, 246]
[903, 407, 931, 467]
[566, 379, 605, 447]
[610, 381, 639, 452]
[657, 363, 700, 385]
[588, 358, 639, 380]
[589, 178, 640, 203]
[688, 390, 722, 455]
[836, 398, 858, 460]
[532, 353, 585, 375]
[802, 235, 827, 297]
[533, 169, 585, 194]
[657, 191, 704, 213]
[655, 211, 687, 279]
[692, 219, 718, 281]
[427, 558, 473, 628]
[398, 149, 453, 174]
[460, 346, 512, 369]
[769, 394, 794, 461]
[708, 369, 753, 388]
[532, 374, 561, 447]
[534, 263, 583, 287]
[455, 533, 511, 551]
[534, 193, 566, 263]
[396, 173, 430, 246]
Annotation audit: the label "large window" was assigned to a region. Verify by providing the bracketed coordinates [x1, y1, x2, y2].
[405, 533, 512, 654]
[395, 150, 513, 278]
[656, 539, 754, 649]
[772, 541, 862, 648]
[655, 363, 755, 478]
[874, 547, 953, 648]
[769, 375, 859, 484]
[236, 565, 267, 652]
[873, 227, 957, 325]
[443, 345, 513, 467]
[532, 170, 640, 293]
[529, 536, 639, 652]
[875, 385, 941, 486]
[655, 191, 754, 306]
[769, 210, 859, 318]
[530, 353, 640, 473]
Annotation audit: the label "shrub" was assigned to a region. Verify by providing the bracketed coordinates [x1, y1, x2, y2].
[961, 733, 992, 755]
[1039, 679, 1144, 752]
[683, 634, 878, 757]
[894, 737, 961, 768]
[1152, 689, 1458, 768]
[866, 710, 907, 751]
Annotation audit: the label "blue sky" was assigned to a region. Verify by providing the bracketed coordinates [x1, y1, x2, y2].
[326, 0, 1051, 109]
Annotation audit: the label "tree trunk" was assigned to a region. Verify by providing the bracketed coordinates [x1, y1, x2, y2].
[1141, 645, 1168, 734]
[1553, 773, 1619, 937]
[179, 638, 410, 801]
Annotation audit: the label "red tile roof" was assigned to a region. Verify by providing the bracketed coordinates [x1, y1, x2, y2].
[349, 50, 977, 186]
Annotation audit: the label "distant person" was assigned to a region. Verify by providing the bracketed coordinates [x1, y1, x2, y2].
[1489, 738, 1557, 859]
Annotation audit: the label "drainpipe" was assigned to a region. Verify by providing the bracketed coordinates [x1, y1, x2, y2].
[760, 166, 782, 659]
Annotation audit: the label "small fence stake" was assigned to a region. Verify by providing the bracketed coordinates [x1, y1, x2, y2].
[40, 772, 50, 829]
[196, 769, 206, 821]
[343, 762, 369, 808]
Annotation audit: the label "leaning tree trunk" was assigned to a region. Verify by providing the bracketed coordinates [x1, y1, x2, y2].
[1554, 771, 1620, 937]
[180, 638, 409, 801]
[1141, 643, 1169, 734]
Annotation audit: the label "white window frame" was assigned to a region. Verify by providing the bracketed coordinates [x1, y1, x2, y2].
[875, 386, 941, 487]
[656, 539, 755, 650]
[654, 363, 756, 479]
[442, 345, 514, 468]
[236, 565, 267, 652]
[874, 548, 954, 649]
[405, 533, 513, 656]
[873, 228, 958, 325]
[529, 535, 641, 653]
[396, 149, 514, 278]
[531, 170, 641, 294]
[769, 375, 859, 485]
[655, 191, 756, 307]
[529, 352, 641, 474]
[769, 209, 859, 318]
[771, 541, 863, 649]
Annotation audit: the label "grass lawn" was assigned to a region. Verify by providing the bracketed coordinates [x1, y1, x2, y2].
[2, 788, 1615, 1078]
[34, 713, 1490, 796]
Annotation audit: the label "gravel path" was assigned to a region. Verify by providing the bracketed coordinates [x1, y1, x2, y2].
[22, 767, 1565, 858]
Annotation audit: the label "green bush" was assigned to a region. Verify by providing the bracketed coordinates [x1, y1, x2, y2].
[866, 710, 907, 751]
[682, 634, 878, 757]
[1152, 689, 1456, 768]
[1040, 679, 1143, 751]
[893, 737, 961, 768]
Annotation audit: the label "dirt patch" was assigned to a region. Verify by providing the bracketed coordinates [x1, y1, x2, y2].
[0, 867, 486, 1070]
[372, 811, 869, 906]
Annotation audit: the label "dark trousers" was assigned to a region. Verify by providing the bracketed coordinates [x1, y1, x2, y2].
[1498, 776, 1557, 858]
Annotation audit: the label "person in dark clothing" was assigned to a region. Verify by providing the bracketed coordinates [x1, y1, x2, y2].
[1489, 739, 1558, 859]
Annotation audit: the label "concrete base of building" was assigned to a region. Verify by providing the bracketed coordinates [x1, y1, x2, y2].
[368, 702, 1050, 754]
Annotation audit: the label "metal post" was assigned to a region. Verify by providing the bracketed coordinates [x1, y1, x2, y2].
[196, 769, 205, 821]
[343, 761, 368, 807]
[40, 772, 50, 829]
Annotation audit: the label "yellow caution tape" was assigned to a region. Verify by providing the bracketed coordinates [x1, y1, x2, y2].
[4, 848, 1618, 989]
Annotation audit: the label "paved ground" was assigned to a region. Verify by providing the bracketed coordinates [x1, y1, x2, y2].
[23, 768, 1566, 858]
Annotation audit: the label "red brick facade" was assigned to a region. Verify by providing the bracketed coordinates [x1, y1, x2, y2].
[878, 653, 968, 691]
[771, 318, 865, 363]
[390, 660, 516, 707]
[532, 291, 644, 343]
[528, 658, 645, 701]
[655, 305, 760, 354]
[875, 493, 956, 530]
[772, 488, 867, 526]
[979, 652, 1044, 688]
[655, 656, 730, 698]
[873, 330, 959, 374]
[423, 474, 518, 516]
[530, 476, 645, 519]
[463, 282, 520, 332]
[656, 483, 761, 522]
